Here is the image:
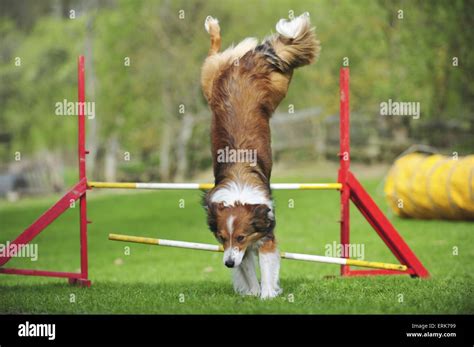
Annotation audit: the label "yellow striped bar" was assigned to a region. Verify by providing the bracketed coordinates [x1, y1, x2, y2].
[88, 181, 342, 190]
[108, 233, 407, 272]
[345, 258, 407, 271]
[109, 233, 224, 252]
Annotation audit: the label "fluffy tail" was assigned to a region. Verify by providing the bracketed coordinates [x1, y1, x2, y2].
[262, 12, 320, 72]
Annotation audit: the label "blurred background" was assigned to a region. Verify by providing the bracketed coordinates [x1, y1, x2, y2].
[0, 0, 473, 199]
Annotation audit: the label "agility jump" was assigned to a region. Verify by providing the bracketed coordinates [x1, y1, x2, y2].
[108, 233, 408, 272]
[0, 56, 429, 286]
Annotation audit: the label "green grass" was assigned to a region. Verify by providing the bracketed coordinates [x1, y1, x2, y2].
[0, 175, 473, 314]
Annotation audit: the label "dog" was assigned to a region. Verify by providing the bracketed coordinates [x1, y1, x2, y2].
[201, 12, 319, 299]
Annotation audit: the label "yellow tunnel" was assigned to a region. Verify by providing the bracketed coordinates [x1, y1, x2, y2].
[384, 153, 474, 220]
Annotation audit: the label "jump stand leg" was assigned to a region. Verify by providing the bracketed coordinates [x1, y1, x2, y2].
[68, 278, 92, 287]
[337, 67, 428, 278]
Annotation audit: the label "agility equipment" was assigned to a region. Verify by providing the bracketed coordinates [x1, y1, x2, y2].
[108, 233, 408, 271]
[0, 56, 429, 286]
[385, 152, 474, 220]
[88, 182, 342, 190]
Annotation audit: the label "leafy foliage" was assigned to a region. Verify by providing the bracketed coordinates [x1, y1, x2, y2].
[0, 0, 472, 176]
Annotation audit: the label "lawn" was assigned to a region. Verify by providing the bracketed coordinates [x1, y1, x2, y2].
[0, 169, 473, 314]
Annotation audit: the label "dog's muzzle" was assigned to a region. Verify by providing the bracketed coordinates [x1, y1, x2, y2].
[224, 259, 235, 268]
[223, 246, 245, 268]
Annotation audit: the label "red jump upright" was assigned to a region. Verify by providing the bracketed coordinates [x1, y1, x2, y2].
[336, 67, 429, 278]
[0, 56, 91, 286]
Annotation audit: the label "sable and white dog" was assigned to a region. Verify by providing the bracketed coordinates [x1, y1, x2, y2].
[201, 13, 319, 299]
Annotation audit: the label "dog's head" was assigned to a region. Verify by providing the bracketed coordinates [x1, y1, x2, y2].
[205, 202, 275, 268]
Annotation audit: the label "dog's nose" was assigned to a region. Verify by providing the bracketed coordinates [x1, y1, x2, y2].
[225, 260, 235, 268]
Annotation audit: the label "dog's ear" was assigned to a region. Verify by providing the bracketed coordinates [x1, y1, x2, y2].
[204, 202, 225, 233]
[251, 204, 275, 234]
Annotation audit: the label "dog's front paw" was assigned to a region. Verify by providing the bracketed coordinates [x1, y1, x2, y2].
[204, 16, 220, 35]
[234, 284, 260, 297]
[260, 286, 283, 300]
[246, 284, 261, 297]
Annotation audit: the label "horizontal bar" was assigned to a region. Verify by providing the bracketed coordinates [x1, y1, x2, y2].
[270, 183, 342, 190]
[0, 268, 82, 279]
[108, 234, 407, 272]
[88, 181, 342, 190]
[109, 234, 223, 252]
[282, 251, 347, 265]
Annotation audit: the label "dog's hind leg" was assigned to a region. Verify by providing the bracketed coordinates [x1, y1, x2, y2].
[204, 16, 221, 56]
[201, 16, 222, 100]
[258, 238, 282, 299]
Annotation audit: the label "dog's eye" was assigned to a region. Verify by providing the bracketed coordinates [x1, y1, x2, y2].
[216, 233, 225, 243]
[236, 235, 245, 243]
